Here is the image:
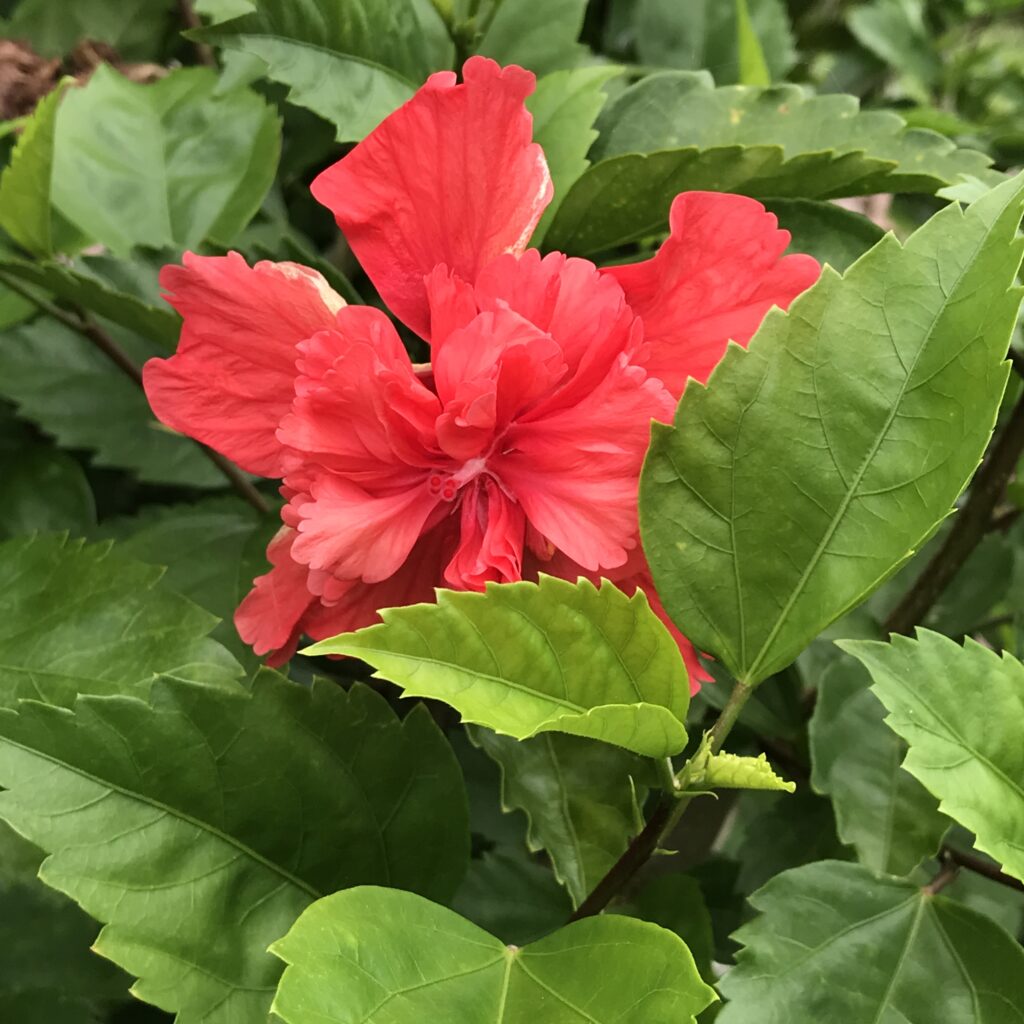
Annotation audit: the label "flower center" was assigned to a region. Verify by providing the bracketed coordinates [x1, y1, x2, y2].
[428, 457, 490, 502]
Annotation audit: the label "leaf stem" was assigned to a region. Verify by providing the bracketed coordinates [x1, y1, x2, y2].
[924, 856, 960, 896]
[884, 384, 1024, 635]
[0, 272, 270, 515]
[570, 679, 757, 920]
[942, 844, 1024, 893]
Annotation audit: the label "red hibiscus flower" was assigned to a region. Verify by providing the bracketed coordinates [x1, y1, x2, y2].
[143, 57, 819, 694]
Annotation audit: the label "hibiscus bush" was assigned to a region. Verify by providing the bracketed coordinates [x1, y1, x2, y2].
[2, 0, 1024, 1021]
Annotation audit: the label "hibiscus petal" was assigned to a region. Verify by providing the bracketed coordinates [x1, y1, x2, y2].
[290, 474, 440, 584]
[310, 56, 552, 338]
[278, 308, 441, 485]
[235, 527, 318, 666]
[496, 355, 673, 572]
[444, 477, 526, 590]
[603, 192, 821, 397]
[144, 252, 345, 477]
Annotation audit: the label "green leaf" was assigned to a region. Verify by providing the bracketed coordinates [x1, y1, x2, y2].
[196, 0, 453, 141]
[848, 0, 942, 87]
[305, 577, 691, 757]
[0, 446, 95, 539]
[810, 652, 949, 875]
[51, 66, 280, 254]
[0, 876, 127, 1023]
[623, 874, 716, 985]
[452, 850, 572, 947]
[0, 256, 180, 346]
[640, 172, 1024, 686]
[527, 65, 621, 245]
[767, 198, 886, 273]
[0, 82, 83, 257]
[4, 0, 176, 60]
[271, 886, 717, 1023]
[0, 676, 469, 1024]
[546, 72, 999, 256]
[841, 630, 1024, 884]
[472, 728, 646, 907]
[95, 497, 274, 671]
[635, 0, 795, 85]
[718, 860, 1024, 1023]
[0, 534, 241, 708]
[702, 751, 795, 792]
[719, 790, 849, 894]
[475, 0, 588, 75]
[0, 319, 225, 488]
[735, 0, 772, 86]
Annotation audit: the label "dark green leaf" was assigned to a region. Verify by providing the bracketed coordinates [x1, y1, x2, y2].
[452, 850, 572, 946]
[196, 0, 453, 141]
[546, 72, 998, 256]
[641, 173, 1024, 685]
[0, 256, 180, 346]
[0, 533, 241, 708]
[0, 676, 469, 1024]
[95, 497, 274, 671]
[472, 728, 645, 906]
[847, 0, 942, 87]
[767, 198, 886, 273]
[810, 653, 949, 874]
[842, 630, 1024, 884]
[0, 319, 224, 488]
[51, 66, 280, 254]
[635, 0, 795, 84]
[624, 874, 716, 984]
[0, 446, 95, 539]
[719, 860, 1024, 1023]
[475, 0, 588, 75]
[271, 886, 717, 1023]
[306, 577, 691, 757]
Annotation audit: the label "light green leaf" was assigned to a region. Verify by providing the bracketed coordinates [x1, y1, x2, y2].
[305, 576, 691, 757]
[196, 0, 453, 141]
[527, 65, 621, 245]
[702, 751, 795, 792]
[0, 256, 180, 346]
[0, 82, 83, 256]
[0, 534, 241, 708]
[0, 676, 469, 1024]
[0, 319, 224, 488]
[767, 198, 886, 273]
[271, 886, 717, 1023]
[475, 0, 588, 75]
[841, 630, 1024, 884]
[718, 860, 1024, 1023]
[0, 446, 95, 539]
[635, 0, 795, 85]
[736, 0, 771, 86]
[547, 72, 999, 256]
[472, 728, 646, 907]
[95, 497, 274, 671]
[51, 66, 280, 254]
[810, 652, 949, 875]
[640, 172, 1024, 686]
